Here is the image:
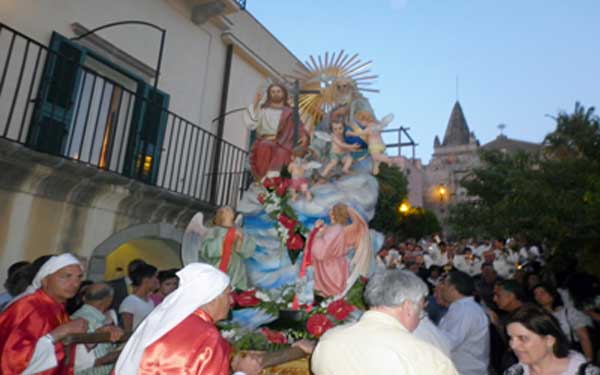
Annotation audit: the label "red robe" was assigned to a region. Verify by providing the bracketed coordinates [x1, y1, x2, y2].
[250, 106, 308, 180]
[137, 309, 231, 375]
[0, 289, 73, 374]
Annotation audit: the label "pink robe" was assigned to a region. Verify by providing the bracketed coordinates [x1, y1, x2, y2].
[312, 216, 366, 297]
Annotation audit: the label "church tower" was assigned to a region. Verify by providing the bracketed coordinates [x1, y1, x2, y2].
[424, 101, 481, 228]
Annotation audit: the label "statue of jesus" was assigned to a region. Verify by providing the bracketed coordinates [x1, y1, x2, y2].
[245, 83, 309, 180]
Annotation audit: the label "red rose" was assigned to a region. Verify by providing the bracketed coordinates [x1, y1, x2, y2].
[278, 214, 297, 231]
[263, 178, 276, 190]
[260, 328, 287, 344]
[306, 313, 334, 337]
[272, 176, 282, 186]
[359, 276, 369, 284]
[232, 290, 260, 307]
[327, 299, 355, 321]
[286, 233, 305, 251]
[257, 193, 266, 205]
[275, 182, 288, 197]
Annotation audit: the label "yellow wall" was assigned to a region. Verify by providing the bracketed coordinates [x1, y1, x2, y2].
[104, 238, 182, 280]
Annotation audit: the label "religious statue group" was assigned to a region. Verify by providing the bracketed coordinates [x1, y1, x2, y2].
[184, 74, 400, 302]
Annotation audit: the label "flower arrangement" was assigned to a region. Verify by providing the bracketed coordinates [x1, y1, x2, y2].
[258, 175, 309, 264]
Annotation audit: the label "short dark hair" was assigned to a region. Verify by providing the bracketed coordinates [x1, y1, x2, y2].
[447, 270, 475, 296]
[127, 259, 146, 277]
[130, 264, 157, 287]
[498, 279, 528, 302]
[532, 283, 563, 310]
[7, 261, 30, 277]
[158, 269, 179, 284]
[507, 304, 570, 358]
[481, 262, 495, 271]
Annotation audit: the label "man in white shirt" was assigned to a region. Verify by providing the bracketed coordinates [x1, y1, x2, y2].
[311, 269, 457, 375]
[119, 264, 158, 331]
[439, 270, 490, 375]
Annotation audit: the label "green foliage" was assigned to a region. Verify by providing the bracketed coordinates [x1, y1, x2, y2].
[449, 103, 600, 273]
[370, 164, 441, 239]
[370, 163, 408, 233]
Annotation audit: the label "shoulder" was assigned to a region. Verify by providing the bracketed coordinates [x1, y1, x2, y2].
[119, 295, 140, 311]
[503, 363, 525, 375]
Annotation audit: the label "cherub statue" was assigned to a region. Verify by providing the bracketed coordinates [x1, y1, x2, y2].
[347, 114, 403, 175]
[287, 147, 321, 201]
[181, 207, 256, 290]
[319, 119, 361, 178]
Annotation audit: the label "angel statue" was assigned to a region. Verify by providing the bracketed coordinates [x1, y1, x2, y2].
[287, 147, 321, 201]
[181, 207, 256, 290]
[311, 203, 373, 298]
[316, 119, 362, 178]
[346, 114, 404, 175]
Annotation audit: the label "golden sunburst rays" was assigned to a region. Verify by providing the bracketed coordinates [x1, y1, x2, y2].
[285, 50, 379, 128]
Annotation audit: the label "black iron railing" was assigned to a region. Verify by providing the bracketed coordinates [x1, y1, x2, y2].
[0, 23, 250, 207]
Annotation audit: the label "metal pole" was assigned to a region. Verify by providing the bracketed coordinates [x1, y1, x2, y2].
[292, 80, 300, 145]
[154, 29, 166, 90]
[70, 20, 166, 90]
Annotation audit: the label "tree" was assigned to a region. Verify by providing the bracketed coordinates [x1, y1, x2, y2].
[370, 163, 408, 233]
[449, 103, 600, 273]
[370, 164, 441, 239]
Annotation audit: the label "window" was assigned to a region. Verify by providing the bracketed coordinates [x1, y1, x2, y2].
[28, 32, 170, 185]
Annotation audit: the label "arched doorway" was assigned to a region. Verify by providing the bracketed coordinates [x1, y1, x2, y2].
[88, 223, 183, 281]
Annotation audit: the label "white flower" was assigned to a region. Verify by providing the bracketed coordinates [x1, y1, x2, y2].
[255, 290, 271, 302]
[265, 203, 278, 213]
[221, 330, 237, 340]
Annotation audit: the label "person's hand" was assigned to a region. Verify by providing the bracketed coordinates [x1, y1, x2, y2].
[350, 143, 361, 150]
[292, 339, 316, 355]
[315, 220, 325, 228]
[96, 325, 124, 342]
[49, 318, 88, 341]
[234, 230, 244, 243]
[485, 308, 500, 327]
[253, 90, 263, 105]
[232, 352, 263, 375]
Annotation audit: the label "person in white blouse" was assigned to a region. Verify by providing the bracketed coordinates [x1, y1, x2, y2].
[439, 270, 491, 375]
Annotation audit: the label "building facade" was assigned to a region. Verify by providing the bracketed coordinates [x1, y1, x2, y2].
[0, 0, 305, 283]
[405, 101, 541, 233]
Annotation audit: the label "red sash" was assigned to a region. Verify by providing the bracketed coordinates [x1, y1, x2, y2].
[292, 226, 321, 310]
[218, 227, 237, 273]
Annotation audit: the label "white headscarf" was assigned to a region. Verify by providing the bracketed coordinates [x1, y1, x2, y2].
[4, 253, 82, 309]
[115, 263, 230, 374]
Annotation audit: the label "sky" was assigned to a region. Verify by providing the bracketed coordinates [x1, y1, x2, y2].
[246, 0, 600, 162]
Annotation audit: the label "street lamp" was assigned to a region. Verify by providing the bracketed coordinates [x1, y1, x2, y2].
[438, 185, 447, 202]
[398, 201, 411, 214]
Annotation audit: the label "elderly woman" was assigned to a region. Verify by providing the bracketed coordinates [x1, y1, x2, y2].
[504, 304, 599, 375]
[532, 283, 594, 361]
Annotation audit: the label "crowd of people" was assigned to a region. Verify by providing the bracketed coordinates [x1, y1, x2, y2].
[0, 236, 598, 374]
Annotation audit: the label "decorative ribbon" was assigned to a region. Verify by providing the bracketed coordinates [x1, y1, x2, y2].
[218, 227, 237, 273]
[292, 225, 321, 310]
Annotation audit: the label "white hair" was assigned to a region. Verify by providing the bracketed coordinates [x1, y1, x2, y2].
[364, 269, 429, 308]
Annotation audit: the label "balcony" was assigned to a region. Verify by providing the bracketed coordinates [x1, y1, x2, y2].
[0, 23, 249, 208]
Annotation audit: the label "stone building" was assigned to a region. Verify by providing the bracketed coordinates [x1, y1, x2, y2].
[0, 0, 305, 284]
[404, 101, 542, 232]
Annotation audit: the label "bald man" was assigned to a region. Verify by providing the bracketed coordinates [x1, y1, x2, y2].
[71, 283, 122, 375]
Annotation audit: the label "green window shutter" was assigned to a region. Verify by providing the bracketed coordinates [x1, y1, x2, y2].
[123, 84, 170, 184]
[28, 32, 86, 155]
